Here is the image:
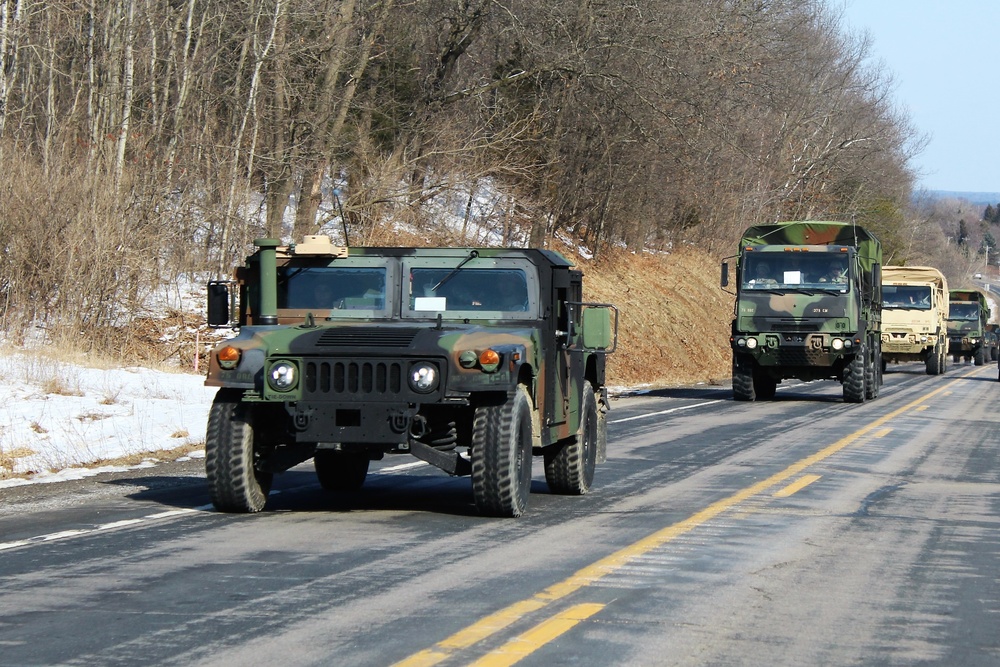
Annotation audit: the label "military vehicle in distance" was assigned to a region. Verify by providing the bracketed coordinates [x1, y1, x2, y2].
[946, 289, 991, 366]
[722, 221, 883, 403]
[880, 266, 949, 375]
[204, 236, 618, 517]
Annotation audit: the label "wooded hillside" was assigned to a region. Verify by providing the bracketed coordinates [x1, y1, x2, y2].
[0, 0, 981, 361]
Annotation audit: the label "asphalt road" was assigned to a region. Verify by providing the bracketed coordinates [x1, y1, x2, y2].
[1, 362, 999, 666]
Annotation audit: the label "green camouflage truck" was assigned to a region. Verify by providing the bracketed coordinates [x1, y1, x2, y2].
[204, 235, 618, 517]
[946, 289, 991, 365]
[722, 221, 883, 403]
[880, 266, 949, 375]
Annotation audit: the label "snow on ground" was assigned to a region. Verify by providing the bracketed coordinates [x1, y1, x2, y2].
[0, 352, 217, 489]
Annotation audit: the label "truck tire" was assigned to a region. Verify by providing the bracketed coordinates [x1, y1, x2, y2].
[974, 346, 986, 366]
[314, 450, 369, 492]
[865, 345, 879, 400]
[732, 359, 756, 401]
[926, 349, 940, 375]
[753, 372, 777, 400]
[843, 350, 866, 403]
[545, 384, 597, 495]
[205, 389, 273, 513]
[471, 385, 533, 517]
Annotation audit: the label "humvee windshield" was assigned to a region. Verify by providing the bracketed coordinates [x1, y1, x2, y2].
[278, 266, 388, 316]
[742, 254, 849, 290]
[272, 257, 537, 320]
[948, 302, 981, 321]
[406, 267, 533, 318]
[882, 285, 931, 310]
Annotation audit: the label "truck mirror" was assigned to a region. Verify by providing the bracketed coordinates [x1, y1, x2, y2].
[721, 262, 730, 287]
[582, 306, 614, 350]
[207, 280, 234, 327]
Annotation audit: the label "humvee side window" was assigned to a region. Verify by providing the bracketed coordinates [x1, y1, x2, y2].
[278, 267, 387, 312]
[407, 268, 531, 315]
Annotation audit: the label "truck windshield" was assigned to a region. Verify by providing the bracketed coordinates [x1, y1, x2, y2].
[278, 266, 387, 313]
[883, 285, 931, 310]
[948, 302, 980, 320]
[408, 267, 530, 315]
[742, 254, 849, 290]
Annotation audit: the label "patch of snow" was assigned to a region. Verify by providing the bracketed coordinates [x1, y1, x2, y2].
[0, 352, 216, 487]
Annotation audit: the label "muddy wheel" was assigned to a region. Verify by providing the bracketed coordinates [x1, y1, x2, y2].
[471, 385, 533, 517]
[545, 384, 597, 495]
[843, 349, 866, 403]
[205, 389, 273, 513]
[314, 450, 369, 492]
[732, 358, 756, 401]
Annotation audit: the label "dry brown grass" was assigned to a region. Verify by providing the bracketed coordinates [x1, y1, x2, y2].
[578, 246, 732, 388]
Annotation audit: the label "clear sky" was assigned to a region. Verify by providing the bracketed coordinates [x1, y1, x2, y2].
[836, 1, 1000, 194]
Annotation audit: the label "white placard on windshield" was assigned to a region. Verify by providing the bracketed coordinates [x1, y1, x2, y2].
[414, 296, 447, 311]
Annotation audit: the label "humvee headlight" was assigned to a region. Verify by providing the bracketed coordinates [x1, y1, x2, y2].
[217, 345, 242, 370]
[479, 349, 501, 373]
[736, 338, 747, 348]
[745, 337, 758, 350]
[267, 361, 298, 391]
[409, 362, 439, 393]
[831, 338, 844, 351]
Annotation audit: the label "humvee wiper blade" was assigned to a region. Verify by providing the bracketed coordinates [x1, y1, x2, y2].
[431, 250, 479, 292]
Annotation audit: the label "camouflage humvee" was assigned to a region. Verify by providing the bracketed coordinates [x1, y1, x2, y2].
[946, 289, 991, 366]
[204, 236, 618, 517]
[880, 266, 949, 375]
[722, 221, 883, 403]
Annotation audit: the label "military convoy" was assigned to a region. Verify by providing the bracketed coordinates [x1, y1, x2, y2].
[880, 266, 949, 375]
[947, 289, 991, 365]
[204, 236, 617, 517]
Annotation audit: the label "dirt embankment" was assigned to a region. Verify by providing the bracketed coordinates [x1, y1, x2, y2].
[579, 248, 733, 389]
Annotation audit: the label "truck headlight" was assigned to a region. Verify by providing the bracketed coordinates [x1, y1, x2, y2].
[831, 338, 844, 351]
[409, 362, 439, 393]
[745, 338, 758, 350]
[267, 361, 298, 391]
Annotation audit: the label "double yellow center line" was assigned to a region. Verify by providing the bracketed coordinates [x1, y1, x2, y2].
[395, 373, 969, 667]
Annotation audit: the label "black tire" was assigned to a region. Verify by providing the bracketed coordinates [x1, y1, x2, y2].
[926, 348, 940, 375]
[471, 385, 533, 517]
[205, 389, 273, 513]
[843, 349, 866, 403]
[753, 372, 777, 401]
[314, 450, 369, 492]
[545, 384, 598, 495]
[992, 347, 998, 362]
[974, 346, 986, 366]
[865, 344, 879, 400]
[732, 359, 755, 401]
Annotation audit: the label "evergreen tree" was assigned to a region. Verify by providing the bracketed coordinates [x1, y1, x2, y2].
[984, 204, 995, 222]
[958, 219, 970, 246]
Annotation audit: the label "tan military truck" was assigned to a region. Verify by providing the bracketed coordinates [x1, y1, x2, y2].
[880, 266, 949, 375]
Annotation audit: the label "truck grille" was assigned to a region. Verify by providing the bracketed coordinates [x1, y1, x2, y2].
[304, 359, 404, 396]
[316, 328, 420, 348]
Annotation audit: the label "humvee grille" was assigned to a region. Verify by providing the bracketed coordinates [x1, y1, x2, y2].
[304, 359, 404, 396]
[317, 328, 420, 347]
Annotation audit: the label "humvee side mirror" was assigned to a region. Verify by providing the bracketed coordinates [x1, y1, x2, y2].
[207, 280, 236, 328]
[721, 261, 729, 287]
[581, 305, 618, 351]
